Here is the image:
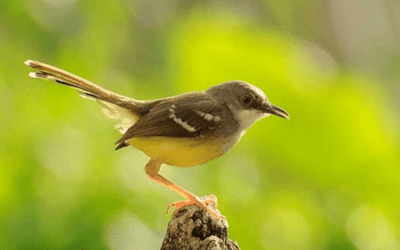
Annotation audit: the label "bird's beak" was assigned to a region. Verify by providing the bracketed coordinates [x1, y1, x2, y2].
[262, 103, 290, 119]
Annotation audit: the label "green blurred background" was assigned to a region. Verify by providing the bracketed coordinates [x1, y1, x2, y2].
[1, 0, 400, 249]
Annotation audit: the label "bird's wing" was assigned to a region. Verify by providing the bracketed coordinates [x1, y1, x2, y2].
[115, 93, 229, 149]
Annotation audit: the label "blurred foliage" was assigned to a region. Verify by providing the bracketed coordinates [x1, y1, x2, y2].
[1, 0, 399, 250]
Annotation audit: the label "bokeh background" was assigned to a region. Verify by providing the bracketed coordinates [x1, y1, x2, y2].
[1, 0, 400, 249]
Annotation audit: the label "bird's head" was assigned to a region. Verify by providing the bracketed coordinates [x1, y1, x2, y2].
[207, 80, 289, 130]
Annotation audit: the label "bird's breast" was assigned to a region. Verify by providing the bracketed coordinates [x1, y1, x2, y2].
[128, 136, 226, 167]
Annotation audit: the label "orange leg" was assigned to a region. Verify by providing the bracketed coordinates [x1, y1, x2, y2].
[145, 158, 219, 218]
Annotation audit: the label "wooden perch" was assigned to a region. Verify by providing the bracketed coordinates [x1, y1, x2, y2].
[160, 195, 240, 250]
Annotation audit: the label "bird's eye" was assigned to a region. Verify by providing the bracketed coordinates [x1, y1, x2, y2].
[240, 95, 252, 106]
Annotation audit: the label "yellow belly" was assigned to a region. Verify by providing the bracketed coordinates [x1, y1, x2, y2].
[128, 136, 225, 167]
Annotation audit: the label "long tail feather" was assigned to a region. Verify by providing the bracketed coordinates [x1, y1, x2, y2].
[25, 60, 143, 133]
[26, 60, 135, 104]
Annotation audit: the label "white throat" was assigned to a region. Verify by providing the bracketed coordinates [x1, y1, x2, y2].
[237, 109, 268, 131]
[224, 109, 269, 152]
[222, 109, 268, 153]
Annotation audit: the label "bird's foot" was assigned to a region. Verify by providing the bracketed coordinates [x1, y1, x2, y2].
[166, 195, 221, 219]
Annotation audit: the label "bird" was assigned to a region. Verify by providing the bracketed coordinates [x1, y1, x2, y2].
[25, 60, 289, 218]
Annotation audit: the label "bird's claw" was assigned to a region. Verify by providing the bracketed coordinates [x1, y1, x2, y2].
[166, 195, 220, 218]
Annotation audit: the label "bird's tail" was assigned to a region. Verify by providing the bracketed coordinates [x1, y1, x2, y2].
[25, 60, 143, 133]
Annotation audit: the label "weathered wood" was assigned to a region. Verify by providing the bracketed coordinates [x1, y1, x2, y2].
[161, 196, 240, 250]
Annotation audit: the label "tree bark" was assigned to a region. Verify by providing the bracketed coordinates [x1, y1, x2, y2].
[160, 195, 240, 250]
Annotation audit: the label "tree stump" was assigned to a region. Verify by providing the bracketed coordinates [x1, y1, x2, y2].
[160, 195, 240, 250]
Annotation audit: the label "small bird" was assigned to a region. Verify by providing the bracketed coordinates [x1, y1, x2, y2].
[25, 60, 289, 218]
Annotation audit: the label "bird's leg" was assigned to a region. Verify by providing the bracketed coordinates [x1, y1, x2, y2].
[145, 158, 219, 218]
